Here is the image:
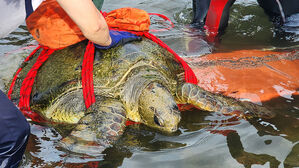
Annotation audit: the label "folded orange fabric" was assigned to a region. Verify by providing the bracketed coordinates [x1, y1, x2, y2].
[26, 0, 85, 49]
[105, 7, 150, 32]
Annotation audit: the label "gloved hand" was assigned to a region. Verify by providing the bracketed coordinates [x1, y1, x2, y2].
[94, 30, 142, 49]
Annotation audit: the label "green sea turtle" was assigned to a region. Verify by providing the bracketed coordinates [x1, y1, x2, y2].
[9, 39, 274, 155]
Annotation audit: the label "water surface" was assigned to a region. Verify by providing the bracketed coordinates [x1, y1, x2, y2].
[0, 0, 298, 167]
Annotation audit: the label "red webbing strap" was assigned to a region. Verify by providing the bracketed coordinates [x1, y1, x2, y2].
[107, 28, 198, 84]
[8, 45, 41, 99]
[142, 32, 198, 84]
[204, 0, 229, 41]
[18, 47, 55, 121]
[105, 10, 197, 84]
[82, 41, 96, 109]
[148, 13, 175, 32]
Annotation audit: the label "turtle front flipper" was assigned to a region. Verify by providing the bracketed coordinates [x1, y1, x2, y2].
[175, 83, 275, 119]
[59, 99, 126, 156]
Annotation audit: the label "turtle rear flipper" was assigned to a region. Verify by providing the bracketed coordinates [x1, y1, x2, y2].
[176, 83, 275, 119]
[59, 99, 126, 156]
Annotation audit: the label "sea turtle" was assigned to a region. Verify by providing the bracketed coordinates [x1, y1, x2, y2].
[9, 38, 274, 155]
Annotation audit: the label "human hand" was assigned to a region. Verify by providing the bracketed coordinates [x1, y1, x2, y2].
[94, 30, 142, 49]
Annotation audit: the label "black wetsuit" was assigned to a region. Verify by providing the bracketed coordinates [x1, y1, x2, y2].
[0, 90, 30, 168]
[192, 0, 299, 37]
[257, 0, 299, 20]
[0, 0, 40, 167]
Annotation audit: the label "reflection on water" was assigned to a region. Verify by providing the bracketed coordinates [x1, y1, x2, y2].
[0, 25, 36, 91]
[0, 0, 298, 168]
[19, 103, 299, 168]
[283, 13, 299, 42]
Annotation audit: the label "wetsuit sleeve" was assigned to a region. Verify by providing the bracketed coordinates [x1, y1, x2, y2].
[0, 0, 26, 38]
[0, 90, 30, 168]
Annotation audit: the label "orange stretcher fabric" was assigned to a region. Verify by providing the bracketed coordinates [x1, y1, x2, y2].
[184, 49, 299, 103]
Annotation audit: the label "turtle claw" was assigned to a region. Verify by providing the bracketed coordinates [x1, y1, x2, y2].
[239, 101, 275, 119]
[59, 135, 107, 156]
[222, 110, 247, 119]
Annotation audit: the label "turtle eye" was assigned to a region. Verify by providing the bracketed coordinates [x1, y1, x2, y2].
[154, 115, 161, 126]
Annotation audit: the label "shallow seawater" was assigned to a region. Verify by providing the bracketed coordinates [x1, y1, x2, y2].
[0, 0, 298, 168]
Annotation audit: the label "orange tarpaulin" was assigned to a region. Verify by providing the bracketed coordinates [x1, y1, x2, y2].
[184, 49, 299, 103]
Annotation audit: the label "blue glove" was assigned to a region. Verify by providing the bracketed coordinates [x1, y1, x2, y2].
[94, 30, 142, 49]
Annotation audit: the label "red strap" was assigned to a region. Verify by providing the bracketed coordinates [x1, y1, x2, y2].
[126, 120, 140, 126]
[18, 47, 55, 121]
[82, 41, 96, 109]
[109, 28, 198, 84]
[8, 45, 47, 122]
[148, 13, 174, 32]
[11, 10, 195, 123]
[81, 30, 198, 110]
[100, 11, 106, 17]
[8, 45, 42, 99]
[103, 9, 195, 83]
[104, 9, 197, 84]
[10, 41, 96, 120]
[142, 32, 198, 84]
[204, 0, 229, 41]
[9, 42, 95, 121]
[101, 11, 174, 32]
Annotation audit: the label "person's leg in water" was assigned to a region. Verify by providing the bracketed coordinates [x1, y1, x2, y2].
[0, 90, 30, 168]
[257, 0, 299, 23]
[191, 0, 236, 43]
[257, 0, 299, 41]
[192, 0, 211, 27]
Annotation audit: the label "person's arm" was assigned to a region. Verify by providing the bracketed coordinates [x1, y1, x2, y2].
[56, 0, 112, 46]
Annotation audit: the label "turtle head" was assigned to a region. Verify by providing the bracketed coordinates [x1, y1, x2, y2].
[138, 82, 181, 133]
